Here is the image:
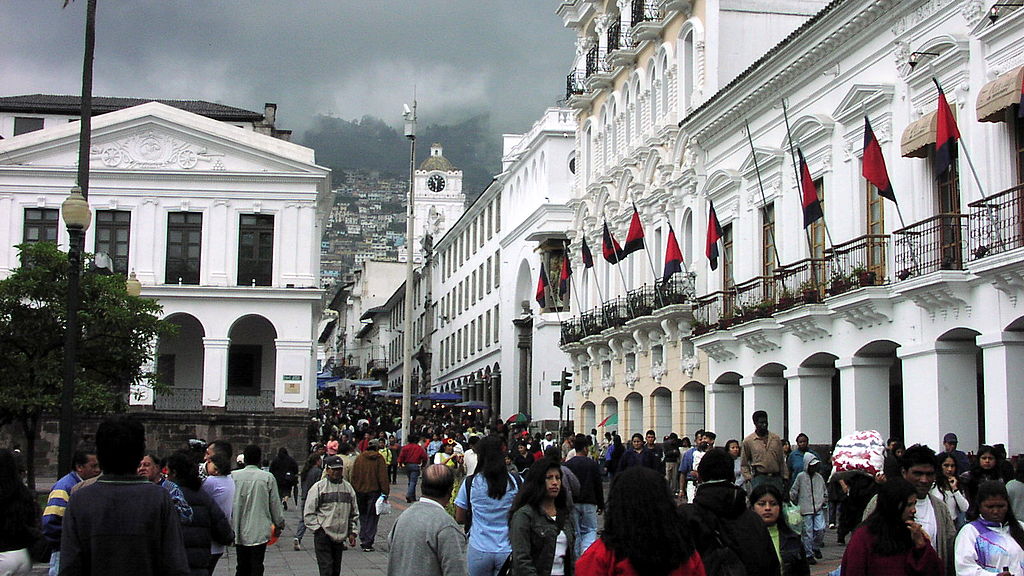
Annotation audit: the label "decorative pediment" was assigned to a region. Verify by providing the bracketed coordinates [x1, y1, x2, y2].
[739, 146, 785, 179]
[90, 130, 225, 171]
[832, 84, 896, 125]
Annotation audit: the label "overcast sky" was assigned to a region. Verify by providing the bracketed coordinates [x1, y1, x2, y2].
[0, 1, 577, 136]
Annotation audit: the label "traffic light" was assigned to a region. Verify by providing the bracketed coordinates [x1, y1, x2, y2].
[561, 369, 572, 391]
[553, 391, 562, 407]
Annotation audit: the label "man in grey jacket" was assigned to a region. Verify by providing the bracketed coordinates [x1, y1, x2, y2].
[304, 455, 360, 576]
[387, 464, 467, 576]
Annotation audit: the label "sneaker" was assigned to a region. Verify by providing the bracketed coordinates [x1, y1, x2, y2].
[361, 546, 374, 552]
[814, 549, 822, 559]
[293, 539, 301, 551]
[283, 500, 288, 511]
[828, 522, 836, 529]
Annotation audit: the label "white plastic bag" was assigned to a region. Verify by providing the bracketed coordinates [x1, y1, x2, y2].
[375, 494, 391, 515]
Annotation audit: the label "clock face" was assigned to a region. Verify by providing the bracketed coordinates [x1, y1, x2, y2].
[427, 174, 446, 192]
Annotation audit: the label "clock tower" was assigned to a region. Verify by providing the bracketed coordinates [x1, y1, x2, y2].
[405, 142, 465, 262]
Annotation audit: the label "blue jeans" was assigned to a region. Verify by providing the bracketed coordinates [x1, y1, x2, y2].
[802, 509, 826, 556]
[404, 464, 421, 502]
[575, 503, 599, 557]
[467, 546, 508, 576]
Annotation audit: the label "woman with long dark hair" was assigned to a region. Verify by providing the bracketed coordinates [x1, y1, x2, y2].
[962, 445, 1009, 508]
[455, 435, 521, 576]
[0, 449, 38, 575]
[509, 458, 576, 575]
[954, 481, 1024, 576]
[606, 433, 624, 478]
[749, 483, 809, 576]
[577, 466, 706, 576]
[840, 477, 943, 575]
[165, 451, 233, 576]
[933, 452, 969, 530]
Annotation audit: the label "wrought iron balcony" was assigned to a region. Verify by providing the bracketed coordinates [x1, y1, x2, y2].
[607, 19, 621, 52]
[894, 213, 968, 279]
[226, 389, 275, 413]
[566, 69, 585, 99]
[969, 183, 1024, 260]
[631, 0, 662, 24]
[827, 234, 888, 287]
[558, 276, 694, 345]
[153, 387, 202, 412]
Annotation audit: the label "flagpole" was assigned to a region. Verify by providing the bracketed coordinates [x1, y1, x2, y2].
[606, 221, 636, 317]
[782, 99, 827, 288]
[667, 222, 697, 297]
[744, 120, 783, 274]
[627, 199, 666, 308]
[565, 240, 588, 338]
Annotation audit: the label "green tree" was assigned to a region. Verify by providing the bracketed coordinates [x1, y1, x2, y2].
[0, 242, 174, 489]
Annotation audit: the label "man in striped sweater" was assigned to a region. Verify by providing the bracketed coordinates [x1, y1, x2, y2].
[41, 448, 99, 576]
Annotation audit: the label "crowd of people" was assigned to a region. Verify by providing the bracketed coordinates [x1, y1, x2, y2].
[3, 391, 1024, 576]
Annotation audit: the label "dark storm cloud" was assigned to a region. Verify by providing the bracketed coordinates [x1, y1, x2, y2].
[0, 1, 576, 135]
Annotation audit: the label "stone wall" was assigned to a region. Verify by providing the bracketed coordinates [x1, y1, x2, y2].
[2, 408, 313, 483]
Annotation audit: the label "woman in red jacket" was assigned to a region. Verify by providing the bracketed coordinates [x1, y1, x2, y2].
[840, 476, 943, 575]
[576, 466, 705, 576]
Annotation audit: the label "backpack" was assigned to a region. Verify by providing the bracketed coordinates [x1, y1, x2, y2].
[691, 507, 748, 576]
[463, 472, 521, 535]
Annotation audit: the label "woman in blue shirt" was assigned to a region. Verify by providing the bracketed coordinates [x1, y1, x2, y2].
[455, 435, 521, 576]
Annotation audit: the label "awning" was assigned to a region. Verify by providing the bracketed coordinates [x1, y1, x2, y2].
[900, 110, 937, 158]
[977, 66, 1024, 123]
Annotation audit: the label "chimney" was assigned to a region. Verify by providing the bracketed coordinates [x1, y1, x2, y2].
[264, 103, 277, 128]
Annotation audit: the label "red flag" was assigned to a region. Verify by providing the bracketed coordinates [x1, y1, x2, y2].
[558, 255, 571, 299]
[602, 221, 623, 264]
[621, 205, 645, 257]
[581, 237, 594, 269]
[862, 116, 895, 203]
[705, 201, 723, 271]
[535, 262, 549, 307]
[664, 224, 683, 279]
[934, 78, 960, 178]
[799, 148, 823, 228]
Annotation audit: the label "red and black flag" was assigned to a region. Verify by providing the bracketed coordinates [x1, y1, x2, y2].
[862, 116, 895, 203]
[621, 205, 646, 257]
[798, 148, 823, 228]
[581, 237, 594, 269]
[558, 255, 571, 299]
[934, 78, 961, 178]
[535, 262, 549, 307]
[706, 201, 723, 271]
[664, 224, 683, 279]
[602, 221, 623, 264]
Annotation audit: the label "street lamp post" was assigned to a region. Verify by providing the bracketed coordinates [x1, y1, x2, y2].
[57, 0, 98, 476]
[400, 102, 416, 445]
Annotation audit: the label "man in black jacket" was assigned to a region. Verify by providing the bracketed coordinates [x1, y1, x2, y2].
[680, 447, 779, 576]
[564, 434, 604, 557]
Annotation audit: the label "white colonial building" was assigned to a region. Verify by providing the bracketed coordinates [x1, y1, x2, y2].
[0, 97, 330, 457]
[559, 0, 1024, 454]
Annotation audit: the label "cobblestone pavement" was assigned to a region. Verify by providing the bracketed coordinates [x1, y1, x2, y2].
[30, 474, 848, 575]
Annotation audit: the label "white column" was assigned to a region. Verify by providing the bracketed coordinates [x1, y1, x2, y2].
[898, 341, 978, 450]
[208, 200, 231, 286]
[742, 376, 785, 438]
[276, 339, 314, 410]
[0, 194, 13, 275]
[202, 337, 230, 407]
[707, 383, 742, 442]
[979, 332, 1024, 453]
[836, 356, 891, 436]
[137, 198, 159, 284]
[784, 366, 833, 444]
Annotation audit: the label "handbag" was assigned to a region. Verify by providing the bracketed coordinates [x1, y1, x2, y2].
[496, 553, 513, 576]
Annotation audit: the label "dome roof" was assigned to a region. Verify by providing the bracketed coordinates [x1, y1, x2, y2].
[420, 142, 455, 171]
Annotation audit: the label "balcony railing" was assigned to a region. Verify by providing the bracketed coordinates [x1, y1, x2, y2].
[585, 45, 609, 77]
[692, 290, 735, 334]
[607, 19, 621, 52]
[566, 69, 585, 99]
[827, 234, 888, 286]
[226, 389, 275, 413]
[970, 184, 1024, 260]
[632, 0, 662, 24]
[559, 276, 694, 345]
[775, 257, 829, 305]
[154, 387, 202, 412]
[894, 213, 968, 279]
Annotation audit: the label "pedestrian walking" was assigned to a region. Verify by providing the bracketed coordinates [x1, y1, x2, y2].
[303, 455, 359, 576]
[509, 457, 577, 576]
[41, 447, 98, 576]
[749, 483, 810, 576]
[741, 410, 788, 492]
[350, 439, 390, 552]
[165, 452, 234, 576]
[387, 464, 467, 576]
[269, 447, 299, 511]
[789, 453, 827, 564]
[0, 449, 40, 576]
[231, 445, 286, 576]
[954, 481, 1024, 576]
[398, 434, 428, 503]
[455, 435, 521, 576]
[200, 440, 235, 575]
[293, 450, 324, 551]
[564, 433, 604, 558]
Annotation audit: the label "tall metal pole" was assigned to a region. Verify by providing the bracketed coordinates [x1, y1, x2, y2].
[59, 0, 97, 477]
[400, 102, 417, 446]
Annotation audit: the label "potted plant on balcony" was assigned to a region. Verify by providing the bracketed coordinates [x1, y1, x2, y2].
[828, 270, 851, 296]
[799, 279, 821, 304]
[690, 318, 711, 336]
[751, 300, 776, 319]
[718, 311, 736, 330]
[851, 264, 877, 287]
[776, 289, 796, 311]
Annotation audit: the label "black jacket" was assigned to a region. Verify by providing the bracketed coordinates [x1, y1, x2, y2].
[681, 480, 780, 576]
[564, 455, 605, 509]
[777, 522, 810, 576]
[179, 486, 233, 576]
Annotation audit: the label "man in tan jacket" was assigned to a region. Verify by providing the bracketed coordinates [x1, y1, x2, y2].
[350, 439, 391, 552]
[304, 455, 359, 576]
